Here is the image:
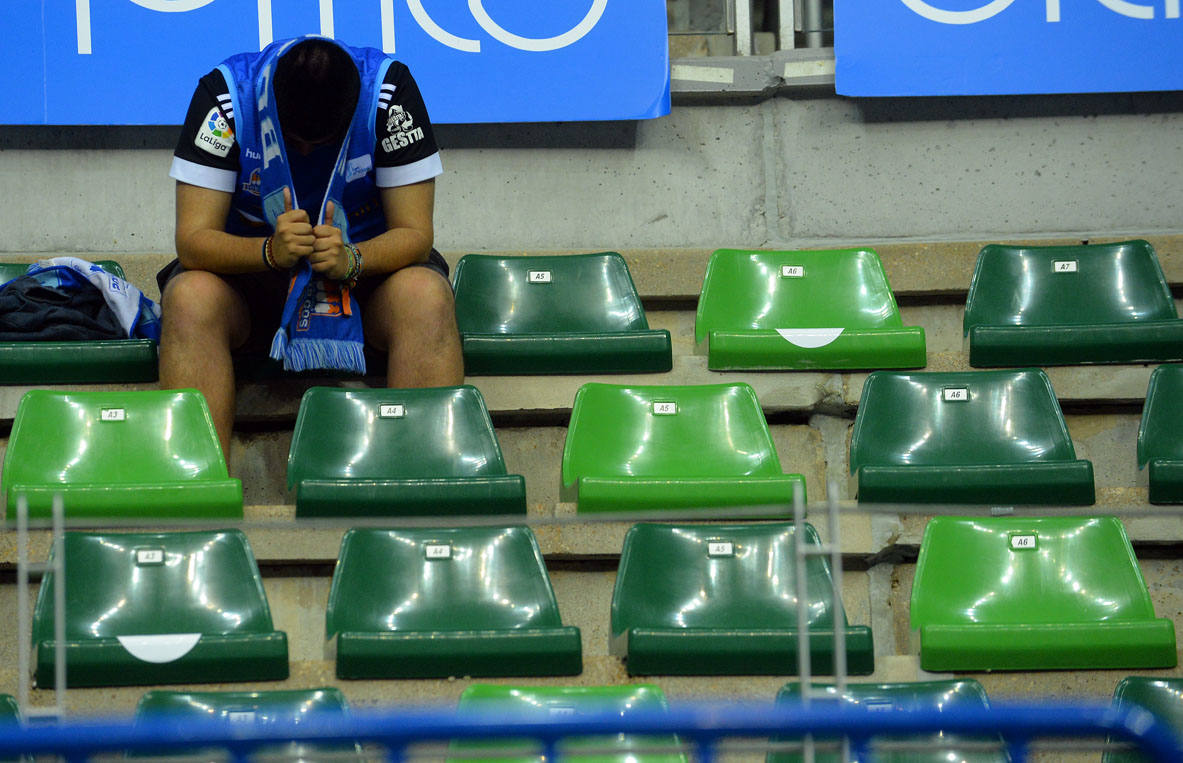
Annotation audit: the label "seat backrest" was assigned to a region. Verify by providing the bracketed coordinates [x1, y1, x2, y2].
[850, 369, 1077, 471]
[287, 385, 509, 486]
[33, 530, 275, 642]
[911, 517, 1157, 628]
[325, 527, 564, 637]
[135, 688, 349, 723]
[0, 259, 126, 284]
[770, 680, 1003, 763]
[1107, 677, 1183, 763]
[453, 253, 651, 334]
[1139, 364, 1183, 465]
[562, 383, 783, 485]
[695, 248, 903, 342]
[964, 240, 1176, 331]
[4, 389, 229, 487]
[612, 523, 848, 634]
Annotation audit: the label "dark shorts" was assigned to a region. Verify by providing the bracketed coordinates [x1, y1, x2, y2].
[157, 248, 450, 354]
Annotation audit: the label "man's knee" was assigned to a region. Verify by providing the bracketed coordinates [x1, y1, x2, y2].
[161, 270, 248, 341]
[376, 266, 455, 320]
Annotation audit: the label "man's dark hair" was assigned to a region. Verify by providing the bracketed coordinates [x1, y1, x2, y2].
[274, 39, 361, 145]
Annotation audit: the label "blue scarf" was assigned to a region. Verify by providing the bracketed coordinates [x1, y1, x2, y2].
[260, 39, 366, 374]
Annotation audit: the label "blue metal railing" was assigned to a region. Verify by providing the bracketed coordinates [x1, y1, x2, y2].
[0, 702, 1179, 762]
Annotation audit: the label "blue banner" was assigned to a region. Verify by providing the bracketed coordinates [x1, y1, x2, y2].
[3, 0, 669, 125]
[836, 0, 1183, 96]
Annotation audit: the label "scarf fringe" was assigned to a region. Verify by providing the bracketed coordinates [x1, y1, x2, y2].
[271, 329, 366, 374]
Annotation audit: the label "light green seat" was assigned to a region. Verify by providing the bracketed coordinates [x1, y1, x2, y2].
[134, 688, 359, 761]
[1138, 365, 1183, 504]
[1105, 677, 1183, 763]
[911, 516, 1176, 672]
[850, 369, 1094, 505]
[611, 522, 874, 676]
[452, 253, 672, 375]
[326, 526, 581, 679]
[33, 530, 288, 687]
[0, 260, 158, 384]
[452, 684, 686, 763]
[696, 248, 925, 371]
[287, 386, 525, 517]
[562, 383, 806, 513]
[769, 680, 1008, 763]
[964, 240, 1183, 366]
[2, 389, 242, 519]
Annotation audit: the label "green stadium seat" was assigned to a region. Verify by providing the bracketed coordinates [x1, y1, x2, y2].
[287, 386, 525, 517]
[452, 684, 686, 763]
[452, 253, 672, 375]
[768, 680, 1007, 763]
[2, 389, 242, 519]
[1138, 364, 1183, 504]
[326, 526, 581, 679]
[610, 522, 874, 676]
[134, 688, 361, 761]
[0, 696, 16, 724]
[850, 369, 1094, 505]
[695, 248, 925, 371]
[964, 240, 1183, 366]
[562, 383, 806, 513]
[1105, 677, 1183, 763]
[0, 260, 158, 384]
[911, 516, 1176, 672]
[33, 530, 288, 687]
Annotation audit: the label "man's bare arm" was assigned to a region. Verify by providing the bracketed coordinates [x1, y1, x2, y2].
[175, 181, 313, 273]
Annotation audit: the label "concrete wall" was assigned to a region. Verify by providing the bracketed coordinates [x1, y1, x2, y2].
[4, 90, 1183, 256]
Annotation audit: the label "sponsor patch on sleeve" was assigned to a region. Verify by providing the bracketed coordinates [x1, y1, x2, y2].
[194, 106, 235, 158]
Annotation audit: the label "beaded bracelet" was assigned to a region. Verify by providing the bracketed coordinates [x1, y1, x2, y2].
[262, 236, 281, 272]
[341, 244, 363, 289]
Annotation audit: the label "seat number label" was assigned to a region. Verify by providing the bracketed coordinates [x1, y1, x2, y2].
[708, 541, 734, 557]
[528, 270, 552, 283]
[1010, 534, 1037, 550]
[425, 544, 452, 559]
[228, 711, 256, 724]
[1053, 260, 1078, 273]
[135, 549, 164, 565]
[780, 265, 805, 278]
[101, 408, 126, 421]
[942, 388, 969, 402]
[379, 404, 405, 418]
[652, 402, 677, 415]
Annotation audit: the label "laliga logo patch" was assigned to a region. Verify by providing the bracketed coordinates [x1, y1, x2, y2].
[195, 106, 235, 157]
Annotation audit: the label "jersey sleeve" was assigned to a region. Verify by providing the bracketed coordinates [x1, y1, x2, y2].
[169, 69, 240, 193]
[373, 62, 443, 188]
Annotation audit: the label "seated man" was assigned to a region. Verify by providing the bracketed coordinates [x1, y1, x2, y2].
[160, 36, 462, 458]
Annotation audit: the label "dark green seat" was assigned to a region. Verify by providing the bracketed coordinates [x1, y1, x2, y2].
[850, 369, 1094, 505]
[1105, 677, 1183, 763]
[452, 253, 672, 375]
[911, 517, 1176, 672]
[33, 530, 288, 687]
[696, 248, 925, 371]
[134, 688, 360, 761]
[452, 684, 686, 763]
[0, 260, 157, 384]
[1138, 365, 1183, 504]
[562, 383, 806, 513]
[964, 240, 1183, 366]
[326, 526, 581, 679]
[769, 680, 1008, 762]
[287, 386, 525, 517]
[611, 522, 874, 676]
[3, 389, 242, 519]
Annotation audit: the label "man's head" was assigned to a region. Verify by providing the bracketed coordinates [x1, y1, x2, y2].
[274, 39, 361, 147]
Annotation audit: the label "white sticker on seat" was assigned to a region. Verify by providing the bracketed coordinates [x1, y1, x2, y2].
[425, 543, 452, 559]
[707, 541, 734, 557]
[775, 328, 844, 349]
[1010, 534, 1037, 551]
[379, 404, 406, 418]
[780, 265, 805, 278]
[652, 402, 677, 415]
[943, 387, 969, 402]
[1053, 260, 1078, 273]
[528, 270, 552, 283]
[116, 633, 202, 663]
[101, 408, 126, 422]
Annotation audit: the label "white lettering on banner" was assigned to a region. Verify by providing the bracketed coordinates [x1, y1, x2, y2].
[77, 0, 612, 55]
[900, 0, 1178, 24]
[260, 116, 282, 169]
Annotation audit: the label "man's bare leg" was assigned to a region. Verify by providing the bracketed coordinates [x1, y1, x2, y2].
[158, 270, 250, 458]
[363, 266, 464, 387]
